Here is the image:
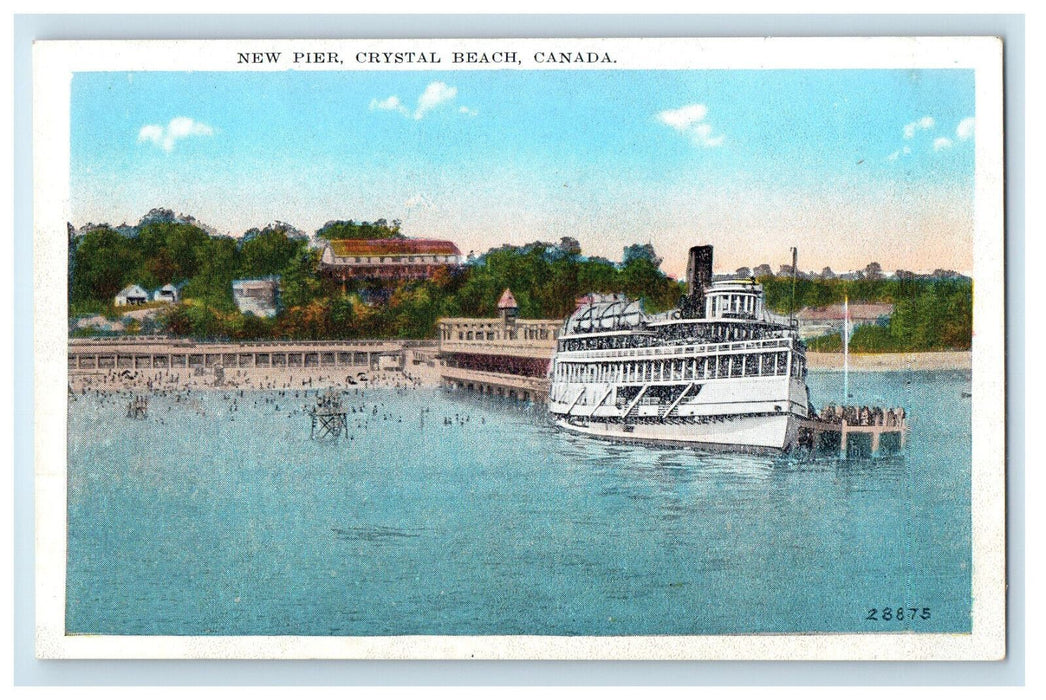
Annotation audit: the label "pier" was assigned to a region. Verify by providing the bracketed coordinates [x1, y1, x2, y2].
[798, 405, 908, 457]
[437, 292, 560, 402]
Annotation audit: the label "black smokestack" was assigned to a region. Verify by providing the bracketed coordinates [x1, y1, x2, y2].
[685, 245, 714, 317]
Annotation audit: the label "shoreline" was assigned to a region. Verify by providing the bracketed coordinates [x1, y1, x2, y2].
[67, 366, 441, 394]
[67, 350, 972, 394]
[806, 351, 970, 372]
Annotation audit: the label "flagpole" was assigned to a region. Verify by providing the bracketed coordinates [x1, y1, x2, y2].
[843, 294, 850, 403]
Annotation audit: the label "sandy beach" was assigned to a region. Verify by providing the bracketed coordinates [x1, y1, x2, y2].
[67, 365, 439, 395]
[806, 351, 971, 372]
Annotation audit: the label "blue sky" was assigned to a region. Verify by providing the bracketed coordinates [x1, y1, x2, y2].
[71, 69, 976, 277]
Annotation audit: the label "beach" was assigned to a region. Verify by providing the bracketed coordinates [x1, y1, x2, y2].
[806, 351, 971, 372]
[67, 366, 434, 395]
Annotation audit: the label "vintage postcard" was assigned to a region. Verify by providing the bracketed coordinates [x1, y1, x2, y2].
[33, 37, 1005, 660]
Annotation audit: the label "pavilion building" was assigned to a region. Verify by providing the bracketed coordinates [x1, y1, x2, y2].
[319, 238, 462, 282]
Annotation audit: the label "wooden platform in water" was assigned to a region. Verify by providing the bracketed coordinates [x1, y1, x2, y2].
[799, 407, 908, 457]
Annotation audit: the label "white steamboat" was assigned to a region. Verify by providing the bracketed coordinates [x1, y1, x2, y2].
[548, 246, 813, 452]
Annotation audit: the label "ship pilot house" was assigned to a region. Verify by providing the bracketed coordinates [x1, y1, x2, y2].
[560, 245, 782, 350]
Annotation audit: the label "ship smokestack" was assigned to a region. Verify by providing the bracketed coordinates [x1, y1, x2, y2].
[684, 245, 714, 318]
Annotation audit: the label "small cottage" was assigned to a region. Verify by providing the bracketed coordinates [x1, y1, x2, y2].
[114, 284, 150, 306]
[152, 283, 181, 304]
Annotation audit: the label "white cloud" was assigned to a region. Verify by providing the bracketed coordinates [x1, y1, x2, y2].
[370, 82, 469, 120]
[138, 124, 163, 145]
[137, 117, 213, 152]
[414, 81, 457, 119]
[657, 104, 708, 131]
[656, 103, 724, 148]
[956, 117, 975, 141]
[903, 116, 935, 139]
[886, 145, 913, 163]
[369, 95, 408, 115]
[933, 137, 953, 152]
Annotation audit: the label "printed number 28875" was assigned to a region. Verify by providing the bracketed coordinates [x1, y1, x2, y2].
[866, 607, 931, 621]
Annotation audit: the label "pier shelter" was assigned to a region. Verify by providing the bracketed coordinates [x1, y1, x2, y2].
[437, 297, 560, 402]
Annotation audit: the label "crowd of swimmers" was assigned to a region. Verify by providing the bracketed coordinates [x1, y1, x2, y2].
[67, 366, 499, 438]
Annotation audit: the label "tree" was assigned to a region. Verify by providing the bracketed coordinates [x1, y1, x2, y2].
[181, 236, 240, 312]
[278, 247, 325, 308]
[70, 226, 142, 304]
[557, 236, 582, 258]
[622, 242, 662, 267]
[240, 228, 302, 277]
[316, 219, 402, 240]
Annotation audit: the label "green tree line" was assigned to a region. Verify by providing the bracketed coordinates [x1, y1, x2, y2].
[69, 220, 323, 317]
[68, 219, 684, 341]
[68, 214, 971, 350]
[803, 278, 972, 352]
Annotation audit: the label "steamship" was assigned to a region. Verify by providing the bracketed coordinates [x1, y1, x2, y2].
[547, 246, 813, 452]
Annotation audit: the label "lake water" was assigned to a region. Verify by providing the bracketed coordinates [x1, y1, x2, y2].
[66, 369, 972, 636]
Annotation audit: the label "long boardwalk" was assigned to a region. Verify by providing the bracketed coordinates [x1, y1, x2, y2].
[69, 337, 411, 374]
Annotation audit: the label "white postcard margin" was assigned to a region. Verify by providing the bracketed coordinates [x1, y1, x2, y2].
[33, 36, 1006, 661]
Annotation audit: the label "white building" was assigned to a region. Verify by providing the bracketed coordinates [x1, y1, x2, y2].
[114, 284, 150, 306]
[232, 278, 280, 318]
[152, 283, 181, 304]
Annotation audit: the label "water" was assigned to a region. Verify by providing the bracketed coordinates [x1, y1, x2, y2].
[66, 370, 971, 636]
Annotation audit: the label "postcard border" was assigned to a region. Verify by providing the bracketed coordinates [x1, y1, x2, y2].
[30, 34, 1007, 664]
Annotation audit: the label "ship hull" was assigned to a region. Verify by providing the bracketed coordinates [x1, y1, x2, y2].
[552, 412, 800, 453]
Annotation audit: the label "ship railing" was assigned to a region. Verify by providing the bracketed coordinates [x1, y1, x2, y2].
[558, 337, 794, 361]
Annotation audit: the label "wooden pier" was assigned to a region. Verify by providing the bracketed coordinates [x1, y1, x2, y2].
[799, 405, 908, 457]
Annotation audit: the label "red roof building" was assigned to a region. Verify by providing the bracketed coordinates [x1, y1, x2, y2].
[319, 238, 462, 281]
